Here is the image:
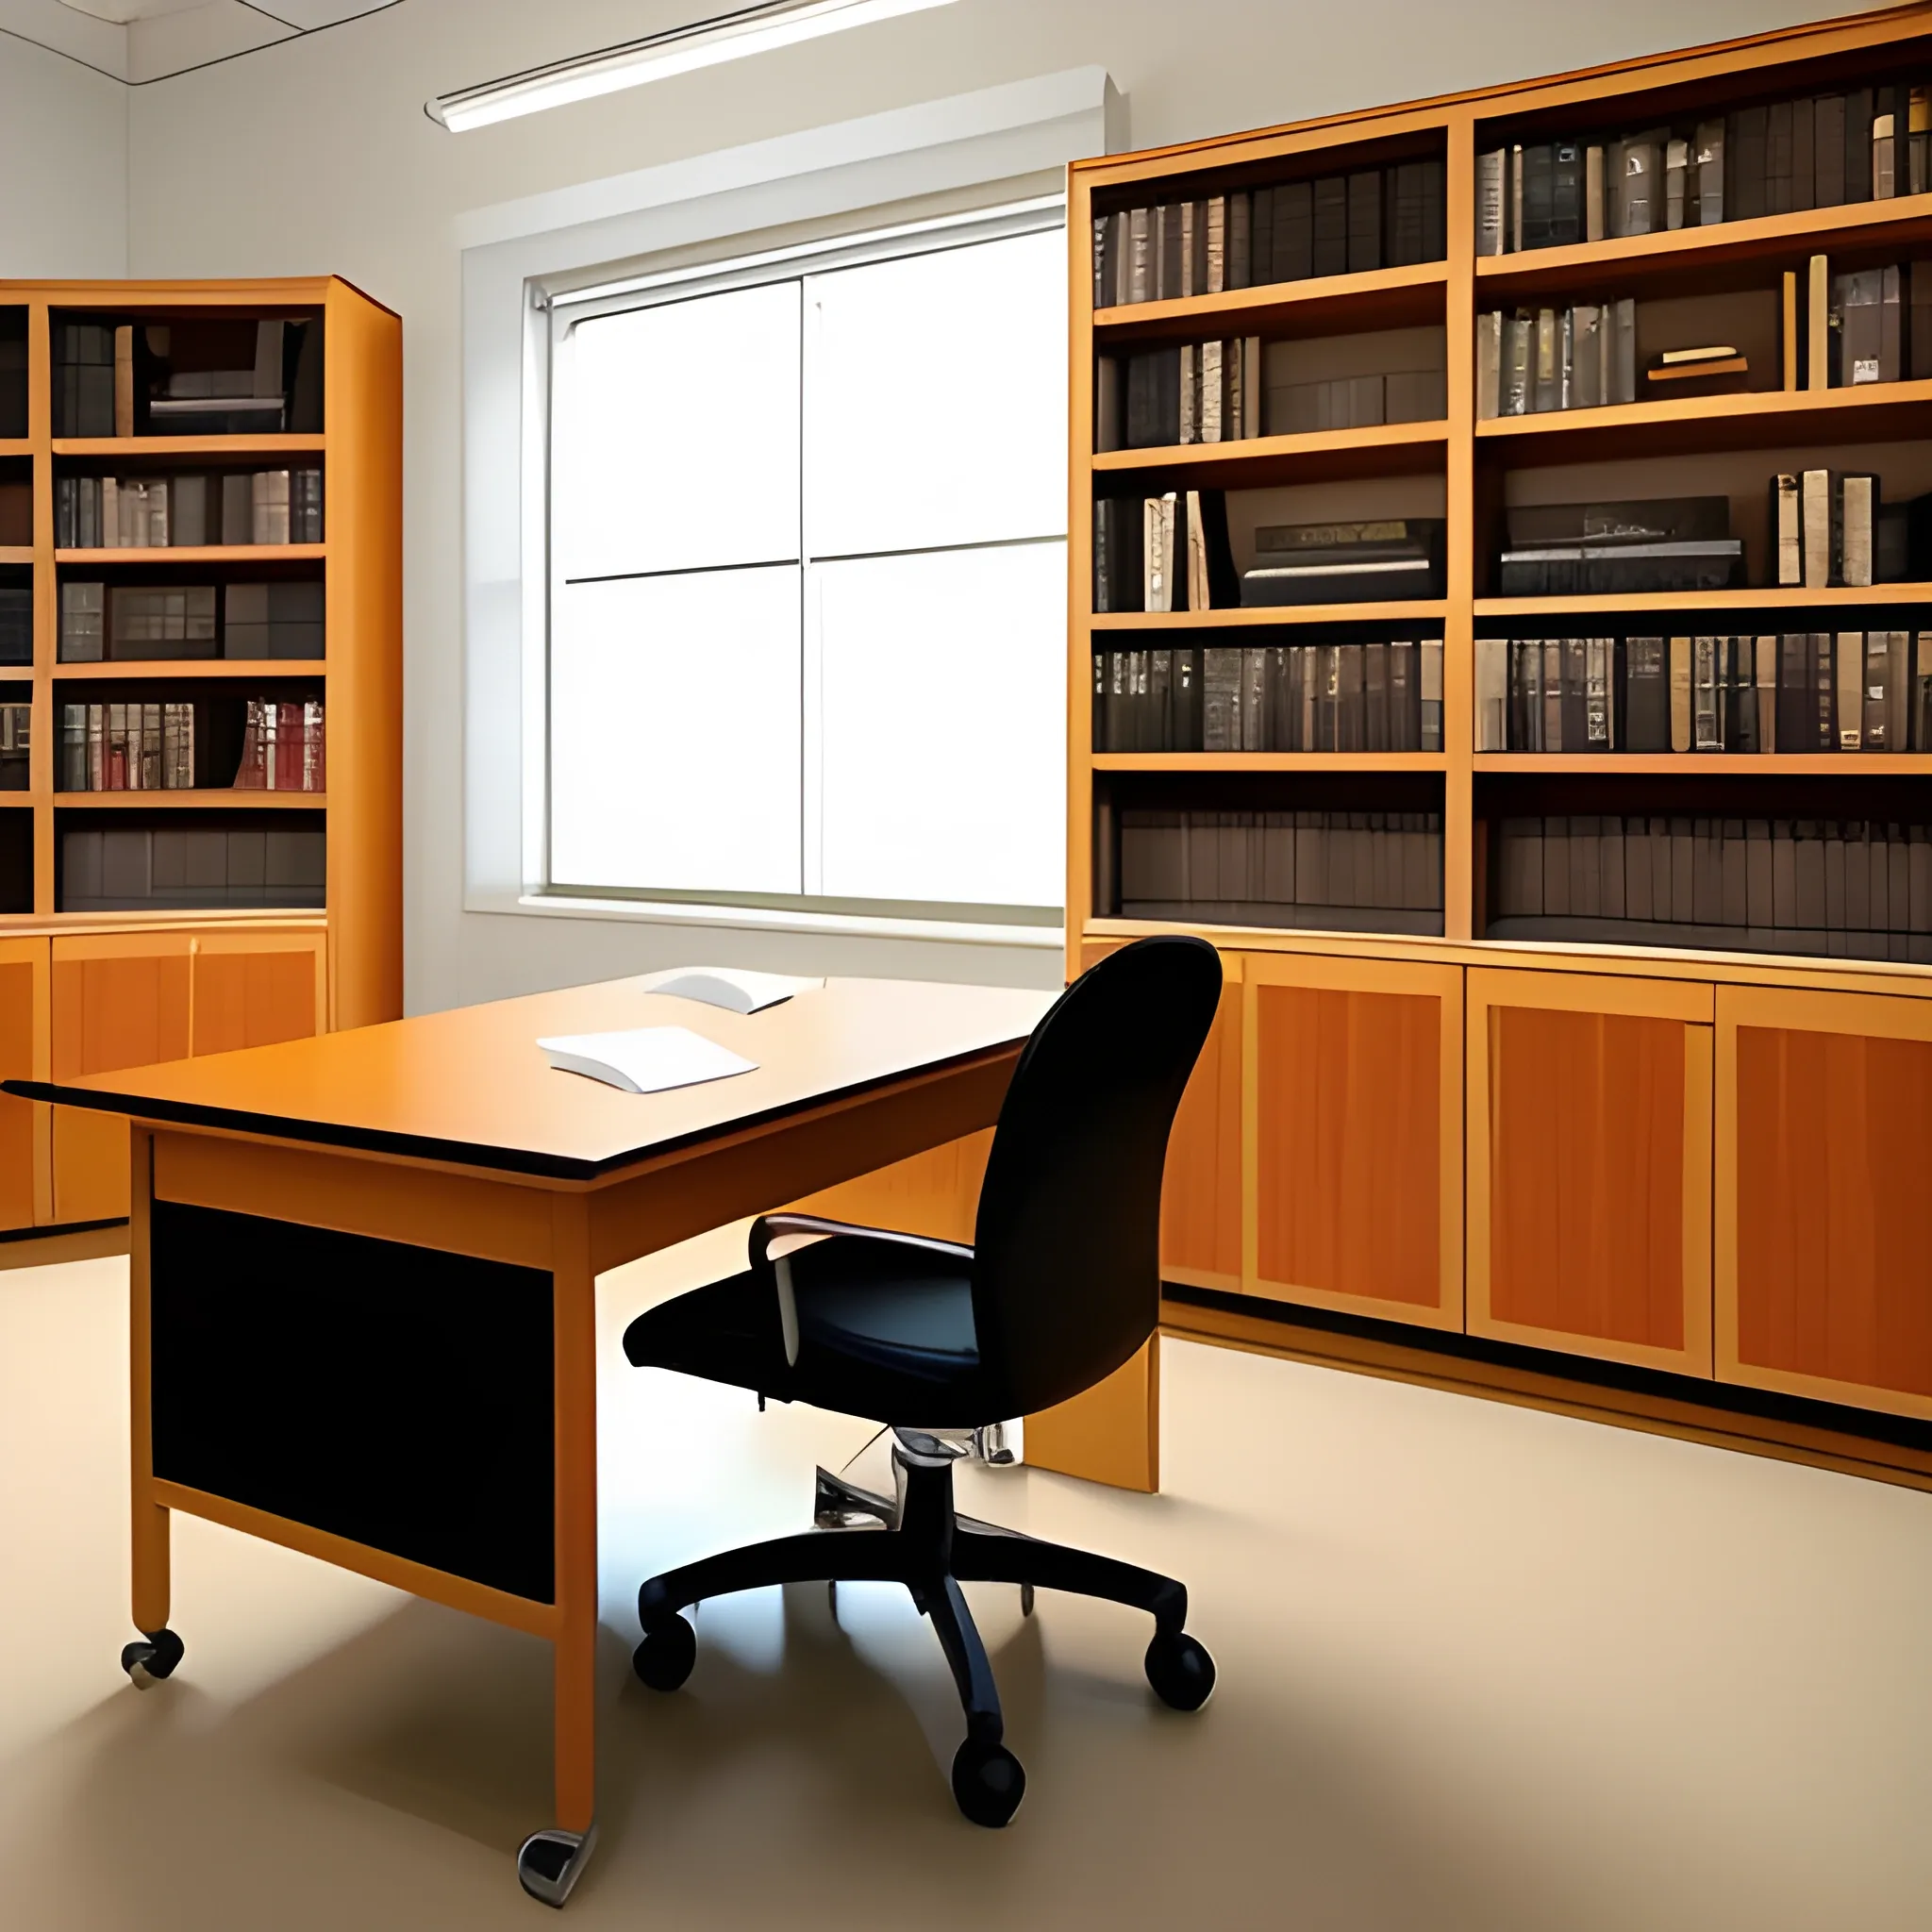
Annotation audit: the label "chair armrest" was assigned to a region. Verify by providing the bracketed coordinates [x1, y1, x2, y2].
[748, 1213, 974, 1270]
[748, 1214, 974, 1372]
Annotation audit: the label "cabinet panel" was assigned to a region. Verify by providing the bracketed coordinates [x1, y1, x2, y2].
[1468, 969, 1712, 1374]
[192, 932, 326, 1057]
[1718, 987, 1932, 1422]
[0, 939, 49, 1230]
[1161, 958, 1243, 1292]
[52, 936, 193, 1226]
[1246, 955, 1463, 1328]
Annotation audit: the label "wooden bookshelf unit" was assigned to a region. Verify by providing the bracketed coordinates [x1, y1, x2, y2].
[1064, 8, 1932, 1488]
[0, 276, 400, 1242]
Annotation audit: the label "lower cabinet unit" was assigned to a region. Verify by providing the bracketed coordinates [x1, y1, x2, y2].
[1718, 987, 1932, 1422]
[1467, 968, 1713, 1375]
[0, 938, 49, 1230]
[51, 926, 328, 1227]
[1244, 953, 1463, 1327]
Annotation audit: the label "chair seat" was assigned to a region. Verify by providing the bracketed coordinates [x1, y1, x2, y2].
[622, 1232, 991, 1425]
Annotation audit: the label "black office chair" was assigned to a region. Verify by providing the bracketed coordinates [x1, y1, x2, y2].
[622, 934, 1223, 1827]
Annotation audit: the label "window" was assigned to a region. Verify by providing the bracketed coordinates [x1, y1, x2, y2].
[544, 209, 1067, 924]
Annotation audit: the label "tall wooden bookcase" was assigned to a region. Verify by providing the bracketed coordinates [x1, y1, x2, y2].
[0, 276, 400, 1239]
[1064, 6, 1932, 1488]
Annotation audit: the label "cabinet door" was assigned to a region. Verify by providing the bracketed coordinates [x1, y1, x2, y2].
[0, 937, 49, 1230]
[1245, 953, 1463, 1328]
[191, 930, 327, 1056]
[1468, 969, 1712, 1374]
[1080, 941, 1243, 1292]
[1717, 986, 1932, 1422]
[1161, 951, 1243, 1292]
[51, 934, 192, 1225]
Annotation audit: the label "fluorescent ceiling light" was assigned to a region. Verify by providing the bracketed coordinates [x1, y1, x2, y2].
[427, 0, 958, 132]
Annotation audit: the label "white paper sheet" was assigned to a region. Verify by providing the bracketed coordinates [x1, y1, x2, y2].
[537, 1025, 758, 1095]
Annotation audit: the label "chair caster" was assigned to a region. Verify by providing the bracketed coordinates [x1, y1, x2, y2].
[121, 1627, 184, 1687]
[1143, 1629, 1215, 1711]
[517, 1822, 596, 1907]
[950, 1737, 1025, 1827]
[631, 1615, 696, 1692]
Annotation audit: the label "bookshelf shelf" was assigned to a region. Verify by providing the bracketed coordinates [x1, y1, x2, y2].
[1474, 585, 1932, 617]
[51, 659, 328, 680]
[1093, 419, 1447, 486]
[1473, 190, 1932, 291]
[0, 794, 33, 809]
[1477, 378, 1932, 462]
[0, 548, 32, 565]
[1092, 600, 1449, 630]
[1473, 753, 1932, 774]
[50, 434, 328, 458]
[1094, 751, 1448, 772]
[53, 790, 326, 808]
[0, 441, 31, 460]
[54, 544, 326, 565]
[1094, 260, 1446, 342]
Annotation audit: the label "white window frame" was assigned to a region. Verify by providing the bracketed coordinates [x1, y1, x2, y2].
[458, 67, 1123, 947]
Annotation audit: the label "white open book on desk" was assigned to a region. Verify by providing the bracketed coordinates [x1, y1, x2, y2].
[636, 967, 823, 1015]
[537, 1026, 757, 1096]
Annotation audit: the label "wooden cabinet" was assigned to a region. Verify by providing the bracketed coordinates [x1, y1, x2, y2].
[1244, 953, 1463, 1328]
[1717, 987, 1932, 1423]
[1467, 969, 1713, 1374]
[0, 938, 49, 1230]
[51, 927, 327, 1225]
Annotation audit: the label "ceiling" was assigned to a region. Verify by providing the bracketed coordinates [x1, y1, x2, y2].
[0, 0, 401, 82]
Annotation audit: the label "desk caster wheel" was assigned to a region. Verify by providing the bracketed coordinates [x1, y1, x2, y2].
[1144, 1629, 1215, 1711]
[951, 1737, 1024, 1827]
[631, 1615, 695, 1692]
[517, 1822, 596, 1908]
[121, 1627, 184, 1687]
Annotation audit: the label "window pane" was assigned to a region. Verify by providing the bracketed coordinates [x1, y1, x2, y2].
[814, 543, 1064, 908]
[551, 567, 801, 894]
[805, 229, 1065, 558]
[555, 281, 800, 581]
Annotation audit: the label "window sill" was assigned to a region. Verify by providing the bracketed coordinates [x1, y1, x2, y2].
[486, 890, 1066, 949]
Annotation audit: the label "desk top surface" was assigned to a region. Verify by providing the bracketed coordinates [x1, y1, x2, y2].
[8, 975, 1058, 1182]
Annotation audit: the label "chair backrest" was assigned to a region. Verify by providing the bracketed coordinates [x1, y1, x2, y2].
[969, 934, 1222, 1417]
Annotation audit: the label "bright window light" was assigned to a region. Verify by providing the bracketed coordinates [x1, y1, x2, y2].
[428, 0, 958, 132]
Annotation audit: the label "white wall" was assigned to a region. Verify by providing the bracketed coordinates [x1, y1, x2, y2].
[0, 34, 125, 275]
[96, 0, 1850, 1012]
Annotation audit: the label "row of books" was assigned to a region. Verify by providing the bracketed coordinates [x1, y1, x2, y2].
[1093, 497, 1448, 613]
[234, 698, 326, 791]
[1092, 161, 1446, 308]
[60, 581, 325, 661]
[60, 824, 325, 913]
[54, 469, 325, 549]
[0, 586, 27, 664]
[1486, 816, 1932, 962]
[1771, 473, 1924, 589]
[58, 703, 196, 791]
[1093, 640, 1445, 753]
[54, 317, 322, 438]
[1477, 301, 1638, 416]
[1106, 808, 1444, 934]
[1496, 495, 1742, 596]
[1095, 341, 1260, 450]
[1478, 82, 1928, 254]
[1474, 632, 1932, 754]
[0, 702, 25, 790]
[1825, 261, 1928, 387]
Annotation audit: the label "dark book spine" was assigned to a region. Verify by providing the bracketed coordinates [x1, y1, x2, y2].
[1346, 170, 1381, 273]
[1730, 105, 1768, 221]
[1421, 158, 1445, 260]
[1279, 178, 1314, 280]
[1311, 176, 1348, 276]
[1814, 94, 1846, 206]
[1845, 88, 1874, 203]
[1251, 187, 1274, 284]
[1790, 96, 1815, 210]
[1550, 141, 1582, 244]
[1522, 143, 1555, 248]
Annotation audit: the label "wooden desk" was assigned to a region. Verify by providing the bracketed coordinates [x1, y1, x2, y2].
[7, 973, 1055, 1906]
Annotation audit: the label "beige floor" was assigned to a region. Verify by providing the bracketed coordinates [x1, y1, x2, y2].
[2, 1230, 1928, 1931]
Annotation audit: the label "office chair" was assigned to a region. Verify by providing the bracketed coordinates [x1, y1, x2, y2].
[622, 934, 1224, 1828]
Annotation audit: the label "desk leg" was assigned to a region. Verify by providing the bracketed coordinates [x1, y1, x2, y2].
[124, 1127, 180, 1685]
[518, 1196, 600, 1908]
